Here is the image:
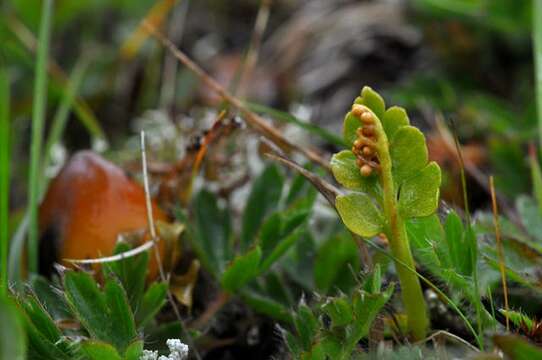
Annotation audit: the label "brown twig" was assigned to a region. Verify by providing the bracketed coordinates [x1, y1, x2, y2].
[189, 291, 231, 330]
[143, 21, 330, 171]
[490, 175, 509, 331]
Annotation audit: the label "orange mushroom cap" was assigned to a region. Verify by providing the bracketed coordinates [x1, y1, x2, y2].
[39, 150, 167, 280]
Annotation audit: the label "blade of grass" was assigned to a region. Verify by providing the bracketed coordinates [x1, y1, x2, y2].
[5, 14, 106, 142]
[247, 102, 347, 147]
[43, 57, 88, 172]
[27, 0, 53, 274]
[490, 176, 509, 331]
[452, 121, 484, 349]
[534, 0, 542, 146]
[120, 0, 179, 60]
[0, 67, 10, 295]
[9, 58, 87, 283]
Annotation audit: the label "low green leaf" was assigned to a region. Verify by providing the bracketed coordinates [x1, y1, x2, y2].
[330, 150, 379, 195]
[295, 302, 319, 350]
[80, 341, 122, 360]
[221, 247, 262, 292]
[444, 211, 465, 272]
[493, 335, 542, 360]
[398, 162, 441, 218]
[124, 340, 143, 360]
[63, 272, 137, 354]
[135, 282, 167, 328]
[104, 280, 137, 352]
[406, 215, 445, 272]
[390, 126, 428, 185]
[529, 151, 542, 212]
[241, 165, 284, 252]
[314, 234, 360, 294]
[30, 276, 71, 320]
[260, 225, 306, 273]
[192, 190, 232, 275]
[63, 272, 110, 343]
[103, 242, 148, 312]
[321, 297, 353, 327]
[259, 213, 283, 260]
[0, 297, 26, 360]
[382, 106, 409, 139]
[355, 86, 386, 119]
[517, 195, 542, 243]
[336, 193, 383, 237]
[18, 296, 61, 345]
[350, 284, 395, 342]
[240, 290, 293, 322]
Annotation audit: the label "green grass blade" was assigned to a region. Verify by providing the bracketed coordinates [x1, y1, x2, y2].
[27, 0, 54, 274]
[43, 58, 88, 171]
[246, 101, 347, 147]
[535, 0, 542, 146]
[0, 67, 10, 295]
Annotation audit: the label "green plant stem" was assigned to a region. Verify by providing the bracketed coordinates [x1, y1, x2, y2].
[0, 68, 10, 296]
[377, 127, 428, 340]
[535, 0, 542, 146]
[27, 0, 53, 274]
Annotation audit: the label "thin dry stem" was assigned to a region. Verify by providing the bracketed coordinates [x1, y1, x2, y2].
[64, 238, 155, 264]
[143, 21, 330, 171]
[490, 175, 510, 331]
[236, 0, 272, 97]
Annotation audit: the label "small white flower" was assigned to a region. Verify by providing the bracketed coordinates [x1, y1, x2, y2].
[140, 338, 189, 360]
[140, 349, 158, 360]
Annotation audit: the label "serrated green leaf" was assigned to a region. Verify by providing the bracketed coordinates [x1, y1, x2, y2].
[343, 112, 361, 147]
[398, 162, 441, 218]
[221, 247, 262, 292]
[390, 126, 428, 185]
[80, 341, 122, 360]
[30, 276, 71, 321]
[330, 150, 379, 195]
[382, 106, 409, 139]
[355, 86, 386, 119]
[321, 297, 353, 327]
[63, 272, 137, 354]
[104, 280, 137, 352]
[0, 297, 26, 360]
[241, 165, 284, 252]
[103, 242, 148, 312]
[346, 285, 394, 354]
[63, 272, 110, 342]
[295, 303, 319, 350]
[18, 296, 60, 345]
[135, 282, 167, 328]
[336, 193, 383, 237]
